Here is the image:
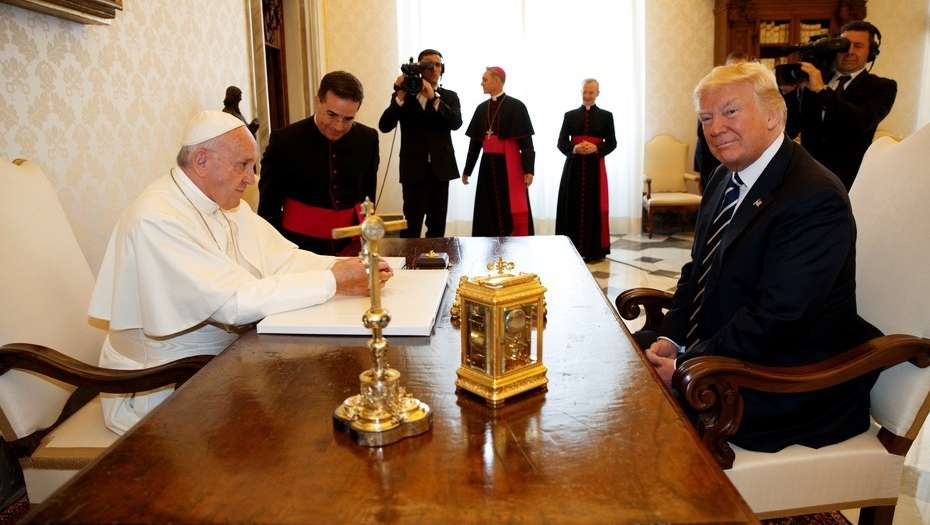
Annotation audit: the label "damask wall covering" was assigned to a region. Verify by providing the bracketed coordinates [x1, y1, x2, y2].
[0, 1, 256, 271]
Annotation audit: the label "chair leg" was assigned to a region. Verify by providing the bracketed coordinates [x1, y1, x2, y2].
[858, 504, 895, 525]
[647, 209, 654, 238]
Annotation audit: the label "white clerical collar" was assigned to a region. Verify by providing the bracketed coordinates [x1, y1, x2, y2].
[173, 166, 221, 215]
[491, 92, 505, 101]
[583, 104, 595, 110]
[735, 133, 784, 193]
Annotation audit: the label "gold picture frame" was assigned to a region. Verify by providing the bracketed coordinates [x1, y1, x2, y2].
[1, 0, 123, 25]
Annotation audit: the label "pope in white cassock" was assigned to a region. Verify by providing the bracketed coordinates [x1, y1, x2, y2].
[89, 110, 390, 434]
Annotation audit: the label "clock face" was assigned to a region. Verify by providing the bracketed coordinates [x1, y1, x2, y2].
[504, 309, 527, 335]
[502, 305, 534, 373]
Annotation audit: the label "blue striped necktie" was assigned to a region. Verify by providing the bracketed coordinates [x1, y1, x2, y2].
[686, 172, 743, 348]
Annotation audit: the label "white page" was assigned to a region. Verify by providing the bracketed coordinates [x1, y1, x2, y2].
[257, 269, 449, 336]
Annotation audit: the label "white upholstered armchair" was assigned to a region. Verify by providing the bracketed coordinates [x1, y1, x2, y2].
[0, 159, 212, 503]
[617, 124, 930, 523]
[642, 134, 702, 237]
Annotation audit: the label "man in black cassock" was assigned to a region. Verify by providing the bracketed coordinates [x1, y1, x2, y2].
[555, 79, 617, 261]
[462, 67, 535, 237]
[258, 71, 378, 255]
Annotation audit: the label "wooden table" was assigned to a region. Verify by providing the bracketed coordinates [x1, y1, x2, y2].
[28, 236, 757, 524]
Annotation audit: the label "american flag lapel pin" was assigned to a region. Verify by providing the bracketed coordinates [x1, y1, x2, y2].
[753, 198, 762, 208]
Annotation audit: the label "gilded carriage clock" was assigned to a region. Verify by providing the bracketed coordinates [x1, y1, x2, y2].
[454, 257, 548, 406]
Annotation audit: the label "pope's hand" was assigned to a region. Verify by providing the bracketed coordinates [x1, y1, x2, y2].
[332, 258, 393, 295]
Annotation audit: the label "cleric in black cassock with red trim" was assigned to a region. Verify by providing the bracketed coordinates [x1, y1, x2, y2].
[258, 72, 378, 256]
[555, 79, 617, 261]
[462, 66, 535, 237]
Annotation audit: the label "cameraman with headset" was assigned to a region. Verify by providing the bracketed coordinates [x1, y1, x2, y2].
[781, 21, 897, 191]
[379, 49, 463, 238]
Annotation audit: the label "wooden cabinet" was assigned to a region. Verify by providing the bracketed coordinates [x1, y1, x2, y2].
[713, 0, 867, 66]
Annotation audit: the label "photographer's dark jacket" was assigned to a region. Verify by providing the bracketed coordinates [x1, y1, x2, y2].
[784, 70, 896, 190]
[258, 117, 378, 255]
[378, 87, 463, 184]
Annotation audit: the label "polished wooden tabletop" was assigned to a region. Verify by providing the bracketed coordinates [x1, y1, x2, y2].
[28, 236, 757, 524]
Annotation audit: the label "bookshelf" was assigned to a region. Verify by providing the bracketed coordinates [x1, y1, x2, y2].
[713, 0, 867, 71]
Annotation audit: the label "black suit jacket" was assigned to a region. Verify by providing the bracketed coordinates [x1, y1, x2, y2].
[378, 86, 462, 184]
[661, 136, 880, 452]
[784, 70, 897, 190]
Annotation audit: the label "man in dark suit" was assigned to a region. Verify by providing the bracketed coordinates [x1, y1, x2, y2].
[644, 62, 880, 453]
[782, 20, 896, 191]
[379, 49, 462, 238]
[258, 71, 378, 255]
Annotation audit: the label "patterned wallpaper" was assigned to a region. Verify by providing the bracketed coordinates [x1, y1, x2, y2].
[0, 1, 256, 271]
[643, 0, 716, 157]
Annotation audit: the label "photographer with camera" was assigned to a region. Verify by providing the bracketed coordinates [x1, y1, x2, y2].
[378, 49, 462, 238]
[780, 21, 897, 191]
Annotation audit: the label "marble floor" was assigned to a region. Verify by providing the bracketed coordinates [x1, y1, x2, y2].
[592, 232, 930, 525]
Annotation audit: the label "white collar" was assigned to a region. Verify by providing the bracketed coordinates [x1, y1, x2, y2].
[173, 166, 221, 215]
[490, 91, 505, 101]
[734, 133, 784, 192]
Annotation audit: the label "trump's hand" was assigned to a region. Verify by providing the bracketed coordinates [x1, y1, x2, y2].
[644, 339, 679, 388]
[524, 173, 534, 186]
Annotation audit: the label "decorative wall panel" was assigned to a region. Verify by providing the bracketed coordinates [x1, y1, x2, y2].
[0, 1, 255, 271]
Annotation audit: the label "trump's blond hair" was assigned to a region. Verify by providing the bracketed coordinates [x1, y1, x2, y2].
[693, 62, 786, 128]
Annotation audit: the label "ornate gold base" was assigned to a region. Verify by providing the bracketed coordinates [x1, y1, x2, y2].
[332, 367, 432, 447]
[455, 364, 548, 406]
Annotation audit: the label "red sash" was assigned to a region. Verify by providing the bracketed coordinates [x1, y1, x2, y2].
[572, 135, 609, 249]
[281, 199, 362, 239]
[482, 135, 530, 236]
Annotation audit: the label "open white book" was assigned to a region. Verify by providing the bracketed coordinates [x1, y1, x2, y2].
[257, 269, 450, 336]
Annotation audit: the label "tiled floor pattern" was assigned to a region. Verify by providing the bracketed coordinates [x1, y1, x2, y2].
[595, 232, 930, 525]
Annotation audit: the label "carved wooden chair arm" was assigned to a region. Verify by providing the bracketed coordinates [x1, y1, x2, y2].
[615, 287, 674, 334]
[673, 334, 930, 469]
[0, 342, 213, 393]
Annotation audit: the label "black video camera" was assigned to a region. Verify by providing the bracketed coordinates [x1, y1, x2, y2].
[399, 57, 435, 93]
[771, 36, 850, 85]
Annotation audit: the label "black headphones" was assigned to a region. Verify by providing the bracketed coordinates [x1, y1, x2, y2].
[418, 48, 445, 75]
[842, 21, 881, 62]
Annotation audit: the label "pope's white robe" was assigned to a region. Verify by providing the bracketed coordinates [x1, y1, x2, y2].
[90, 167, 338, 434]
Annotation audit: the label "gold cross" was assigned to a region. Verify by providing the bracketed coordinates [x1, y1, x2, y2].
[331, 197, 407, 375]
[331, 198, 405, 243]
[487, 256, 515, 275]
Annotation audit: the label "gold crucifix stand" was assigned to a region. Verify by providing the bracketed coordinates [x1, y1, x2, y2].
[331, 198, 432, 446]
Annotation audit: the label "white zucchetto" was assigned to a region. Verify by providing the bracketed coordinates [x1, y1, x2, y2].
[181, 110, 245, 146]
